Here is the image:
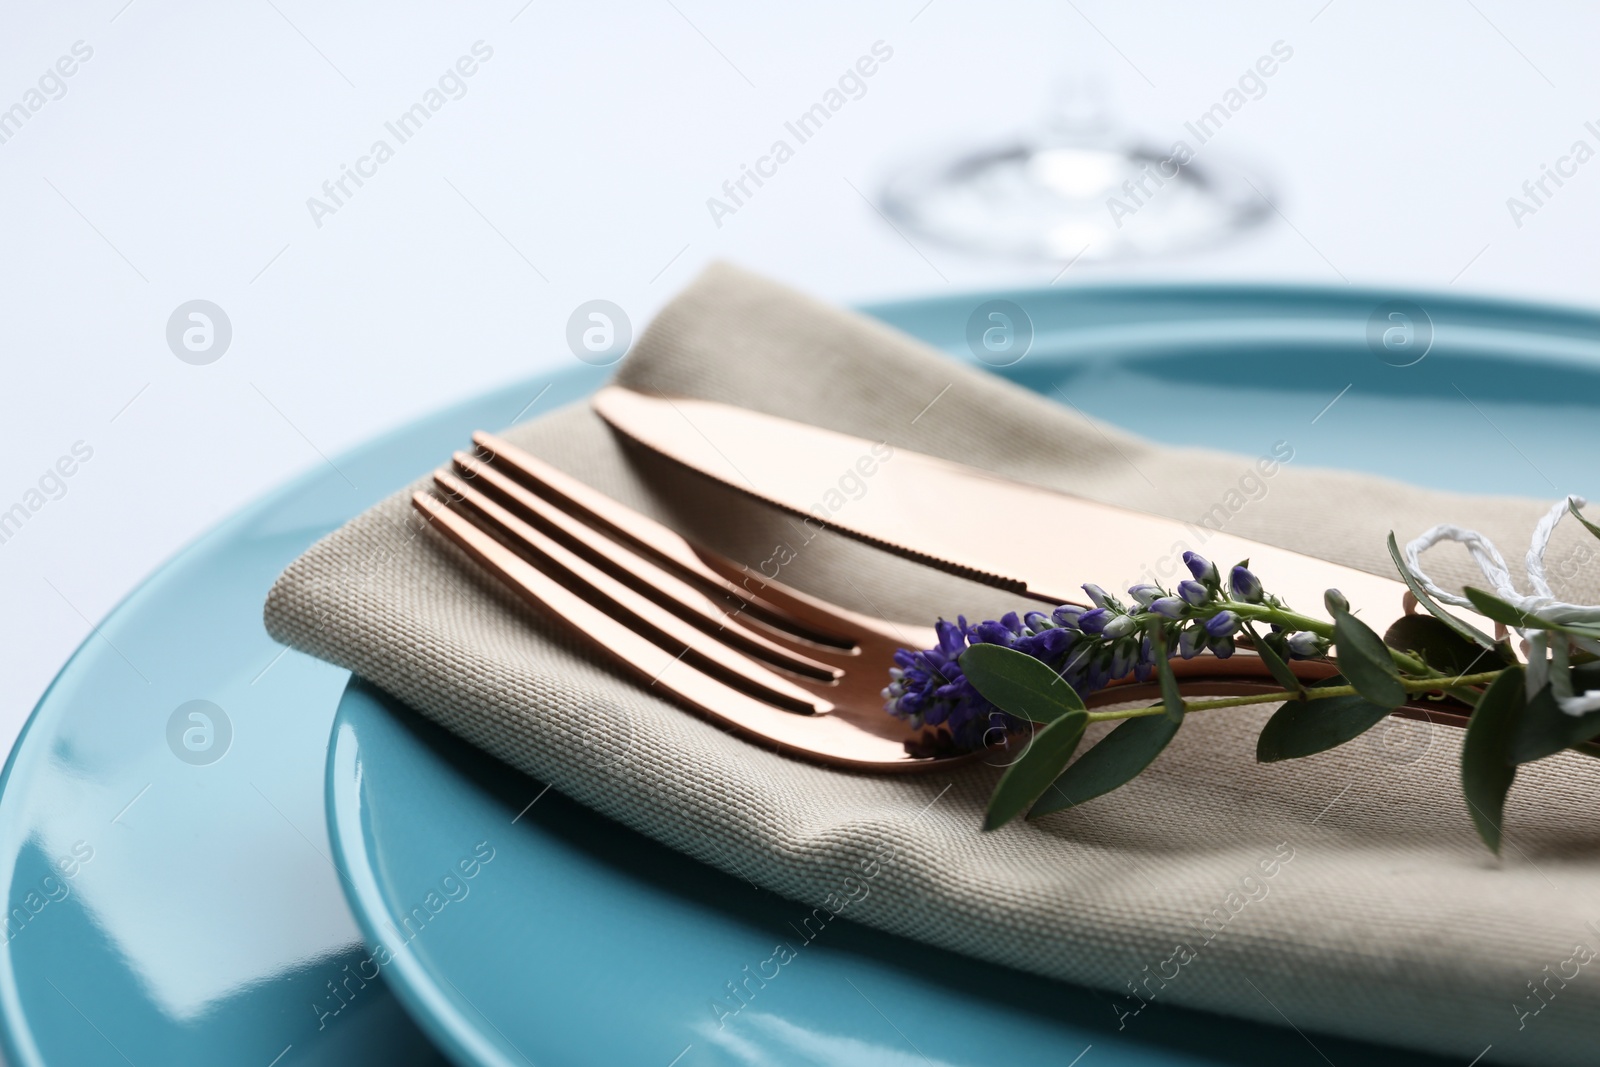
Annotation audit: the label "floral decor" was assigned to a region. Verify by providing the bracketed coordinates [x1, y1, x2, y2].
[885, 497, 1600, 853]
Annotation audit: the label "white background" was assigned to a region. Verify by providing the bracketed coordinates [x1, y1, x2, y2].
[2, 0, 1597, 756]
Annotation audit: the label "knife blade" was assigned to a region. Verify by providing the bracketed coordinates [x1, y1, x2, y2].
[591, 386, 1480, 639]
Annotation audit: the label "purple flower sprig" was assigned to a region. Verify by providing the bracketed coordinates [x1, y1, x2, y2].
[878, 500, 1600, 861]
[883, 552, 1334, 753]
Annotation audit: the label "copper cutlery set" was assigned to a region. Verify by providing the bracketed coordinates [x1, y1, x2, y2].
[412, 387, 1490, 771]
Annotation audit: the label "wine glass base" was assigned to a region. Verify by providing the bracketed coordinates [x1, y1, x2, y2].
[880, 139, 1272, 263]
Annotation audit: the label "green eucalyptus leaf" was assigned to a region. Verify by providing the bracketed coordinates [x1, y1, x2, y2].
[1387, 532, 1498, 650]
[1509, 663, 1600, 763]
[1383, 614, 1497, 679]
[1331, 609, 1407, 708]
[1030, 711, 1182, 816]
[959, 643, 1085, 726]
[983, 711, 1088, 830]
[1559, 624, 1600, 642]
[1152, 626, 1184, 724]
[1256, 691, 1393, 762]
[1459, 587, 1600, 643]
[1245, 623, 1305, 697]
[1463, 588, 1542, 630]
[1570, 499, 1600, 543]
[1460, 666, 1526, 854]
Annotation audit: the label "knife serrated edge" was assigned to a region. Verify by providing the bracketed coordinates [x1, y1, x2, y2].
[593, 393, 1037, 599]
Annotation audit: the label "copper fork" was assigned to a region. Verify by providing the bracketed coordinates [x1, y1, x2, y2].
[412, 433, 970, 770]
[411, 434, 1448, 772]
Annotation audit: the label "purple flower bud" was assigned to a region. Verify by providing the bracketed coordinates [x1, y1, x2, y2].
[1077, 608, 1110, 634]
[1286, 631, 1329, 658]
[1083, 583, 1111, 609]
[1178, 626, 1208, 659]
[1110, 641, 1135, 679]
[1052, 604, 1085, 628]
[935, 618, 965, 655]
[1177, 580, 1209, 606]
[1211, 636, 1236, 659]
[1085, 653, 1111, 691]
[1102, 614, 1139, 639]
[1000, 611, 1024, 634]
[1204, 610, 1241, 638]
[1229, 566, 1263, 603]
[1023, 611, 1053, 632]
[1127, 583, 1163, 607]
[972, 620, 1016, 646]
[1184, 552, 1220, 586]
[1039, 628, 1075, 656]
[1150, 596, 1187, 619]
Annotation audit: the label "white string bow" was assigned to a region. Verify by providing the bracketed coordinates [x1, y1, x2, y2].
[1400, 495, 1600, 716]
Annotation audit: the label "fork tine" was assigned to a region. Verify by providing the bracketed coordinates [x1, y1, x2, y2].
[411, 492, 939, 769]
[430, 471, 830, 717]
[473, 431, 867, 651]
[451, 451, 841, 684]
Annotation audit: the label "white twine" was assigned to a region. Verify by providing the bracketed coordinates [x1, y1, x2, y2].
[1400, 495, 1600, 715]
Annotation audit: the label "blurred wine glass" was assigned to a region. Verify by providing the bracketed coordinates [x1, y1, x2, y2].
[880, 76, 1270, 263]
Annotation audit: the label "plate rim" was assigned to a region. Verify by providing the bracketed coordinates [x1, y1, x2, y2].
[0, 364, 608, 1066]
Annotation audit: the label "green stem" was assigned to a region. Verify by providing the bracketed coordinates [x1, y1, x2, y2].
[1230, 604, 1334, 639]
[1084, 669, 1504, 723]
[1227, 602, 1432, 676]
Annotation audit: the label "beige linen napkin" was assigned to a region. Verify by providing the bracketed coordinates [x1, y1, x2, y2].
[266, 263, 1600, 1065]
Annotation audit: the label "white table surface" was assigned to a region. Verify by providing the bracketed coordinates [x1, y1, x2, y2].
[2, 0, 1595, 760]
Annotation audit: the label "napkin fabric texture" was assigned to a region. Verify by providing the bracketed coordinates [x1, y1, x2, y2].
[266, 263, 1600, 1065]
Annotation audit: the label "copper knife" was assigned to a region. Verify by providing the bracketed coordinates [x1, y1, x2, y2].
[590, 386, 1497, 700]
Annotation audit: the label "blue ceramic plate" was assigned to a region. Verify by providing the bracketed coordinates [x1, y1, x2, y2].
[0, 363, 609, 1065]
[325, 286, 1600, 1067]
